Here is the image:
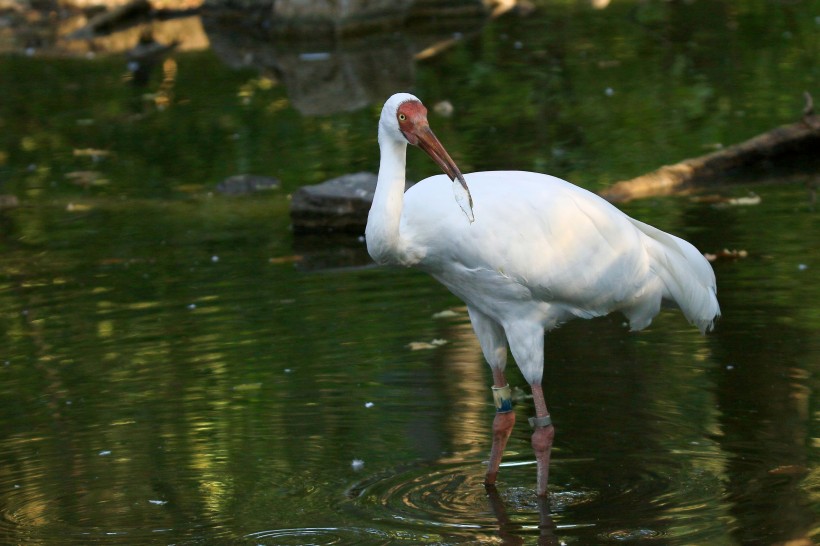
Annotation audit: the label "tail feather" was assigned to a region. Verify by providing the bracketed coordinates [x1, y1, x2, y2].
[629, 219, 720, 333]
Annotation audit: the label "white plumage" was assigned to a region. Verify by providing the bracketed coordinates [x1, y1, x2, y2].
[366, 93, 720, 495]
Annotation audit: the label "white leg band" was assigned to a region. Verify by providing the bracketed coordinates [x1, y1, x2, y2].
[528, 415, 552, 428]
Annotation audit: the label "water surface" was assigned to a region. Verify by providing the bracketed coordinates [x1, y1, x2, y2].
[1, 1, 818, 544]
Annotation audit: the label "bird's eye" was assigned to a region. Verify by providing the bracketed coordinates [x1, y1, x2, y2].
[398, 113, 406, 121]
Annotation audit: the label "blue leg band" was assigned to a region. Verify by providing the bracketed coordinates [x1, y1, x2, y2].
[491, 385, 513, 413]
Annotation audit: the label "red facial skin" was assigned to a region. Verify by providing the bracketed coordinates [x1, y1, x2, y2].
[395, 100, 463, 183]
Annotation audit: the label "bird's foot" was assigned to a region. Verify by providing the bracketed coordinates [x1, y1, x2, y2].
[530, 421, 554, 497]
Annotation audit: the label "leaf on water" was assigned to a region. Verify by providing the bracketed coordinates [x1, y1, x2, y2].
[704, 249, 748, 262]
[232, 382, 262, 391]
[726, 194, 761, 206]
[65, 171, 109, 187]
[174, 184, 206, 193]
[73, 148, 111, 158]
[452, 175, 474, 223]
[767, 464, 808, 476]
[406, 339, 448, 350]
[432, 309, 459, 319]
[269, 255, 303, 264]
[66, 202, 93, 212]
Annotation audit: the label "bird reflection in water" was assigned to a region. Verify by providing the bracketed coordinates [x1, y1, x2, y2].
[485, 484, 559, 546]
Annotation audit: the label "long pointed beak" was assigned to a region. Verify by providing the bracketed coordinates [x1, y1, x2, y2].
[415, 124, 463, 182]
[414, 124, 475, 223]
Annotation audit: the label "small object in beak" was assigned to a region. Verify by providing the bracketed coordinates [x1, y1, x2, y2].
[411, 122, 475, 223]
[452, 173, 474, 223]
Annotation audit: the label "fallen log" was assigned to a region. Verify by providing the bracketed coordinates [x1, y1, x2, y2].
[599, 94, 820, 203]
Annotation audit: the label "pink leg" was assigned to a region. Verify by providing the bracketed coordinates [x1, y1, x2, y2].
[486, 412, 515, 485]
[485, 368, 515, 486]
[530, 383, 555, 496]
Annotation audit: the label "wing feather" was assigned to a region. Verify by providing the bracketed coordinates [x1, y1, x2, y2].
[402, 171, 718, 332]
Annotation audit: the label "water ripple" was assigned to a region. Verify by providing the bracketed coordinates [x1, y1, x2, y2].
[246, 526, 392, 545]
[342, 453, 726, 543]
[344, 459, 596, 542]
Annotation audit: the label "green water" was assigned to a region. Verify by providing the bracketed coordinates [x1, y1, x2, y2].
[0, 1, 818, 544]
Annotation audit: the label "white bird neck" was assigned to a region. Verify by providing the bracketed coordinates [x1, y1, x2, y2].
[365, 131, 412, 265]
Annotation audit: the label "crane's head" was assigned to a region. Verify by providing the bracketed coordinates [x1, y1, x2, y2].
[380, 93, 474, 222]
[379, 93, 462, 181]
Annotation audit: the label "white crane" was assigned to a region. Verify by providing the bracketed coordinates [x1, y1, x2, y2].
[366, 93, 720, 496]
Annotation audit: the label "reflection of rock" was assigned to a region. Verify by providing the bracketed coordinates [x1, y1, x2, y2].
[290, 172, 412, 233]
[216, 174, 280, 195]
[270, 0, 413, 36]
[203, 19, 418, 115]
[201, 0, 486, 36]
[291, 233, 373, 271]
[202, 1, 488, 115]
[273, 36, 416, 115]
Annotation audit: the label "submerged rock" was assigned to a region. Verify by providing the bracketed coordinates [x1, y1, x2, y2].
[216, 174, 280, 195]
[290, 172, 412, 233]
[0, 195, 19, 209]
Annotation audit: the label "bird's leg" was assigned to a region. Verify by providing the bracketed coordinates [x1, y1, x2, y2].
[529, 383, 554, 497]
[485, 367, 515, 486]
[466, 307, 514, 486]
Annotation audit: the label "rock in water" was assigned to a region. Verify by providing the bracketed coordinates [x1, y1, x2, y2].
[290, 172, 412, 233]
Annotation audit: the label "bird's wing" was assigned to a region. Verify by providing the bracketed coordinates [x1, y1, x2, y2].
[403, 171, 652, 316]
[626, 218, 720, 333]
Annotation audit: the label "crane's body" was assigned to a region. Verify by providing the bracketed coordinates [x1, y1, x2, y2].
[366, 93, 720, 496]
